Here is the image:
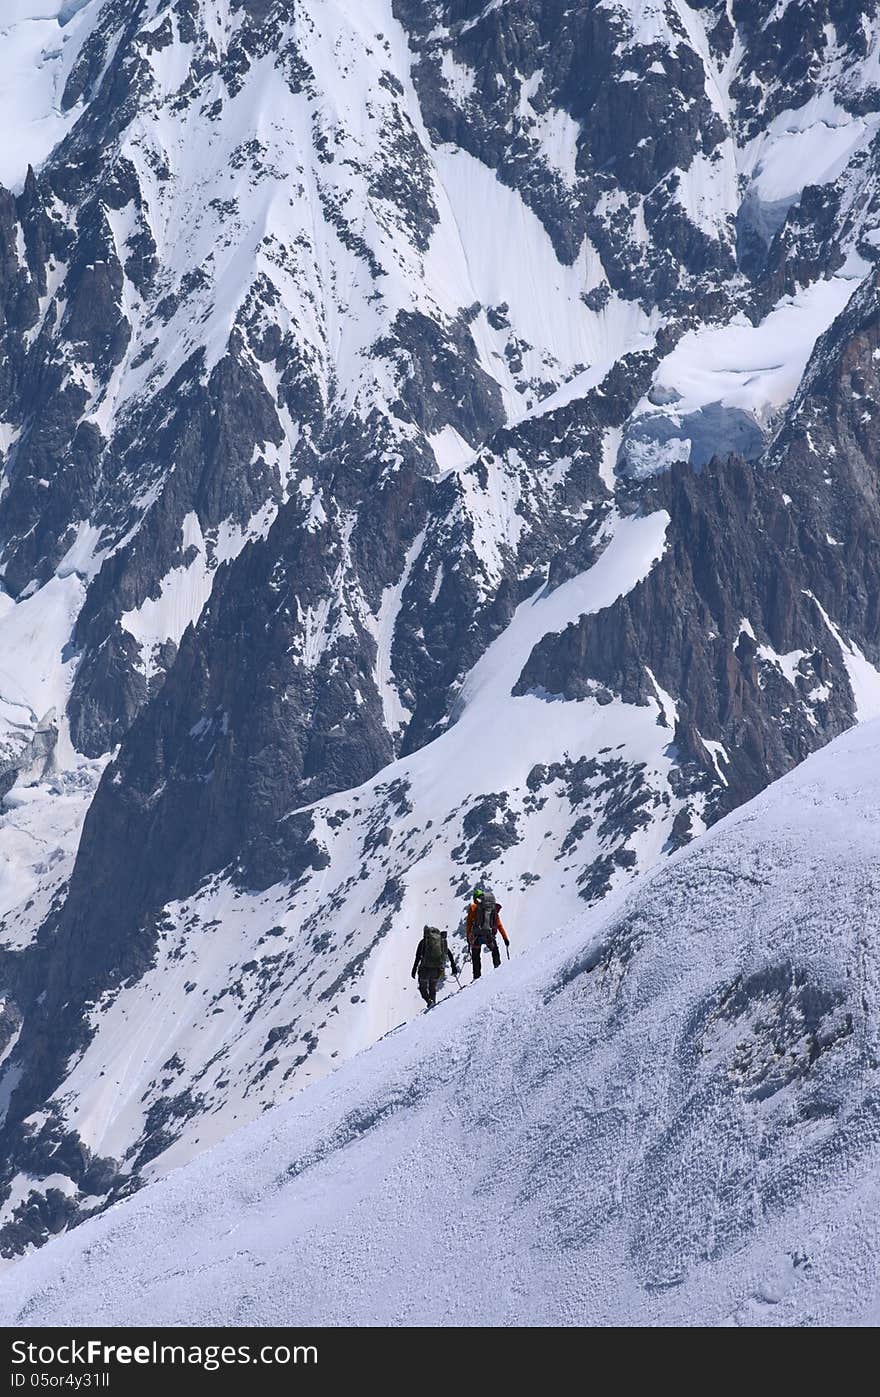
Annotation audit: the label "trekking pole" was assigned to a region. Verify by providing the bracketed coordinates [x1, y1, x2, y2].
[505, 943, 510, 960]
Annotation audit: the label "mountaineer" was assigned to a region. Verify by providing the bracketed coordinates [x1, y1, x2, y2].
[465, 884, 510, 979]
[411, 925, 460, 1008]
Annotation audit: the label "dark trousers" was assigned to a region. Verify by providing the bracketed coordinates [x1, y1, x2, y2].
[471, 936, 501, 978]
[418, 968, 442, 1005]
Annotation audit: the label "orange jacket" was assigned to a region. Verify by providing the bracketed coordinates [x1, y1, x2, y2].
[466, 901, 509, 948]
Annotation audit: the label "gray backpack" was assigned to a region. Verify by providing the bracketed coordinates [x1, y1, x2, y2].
[477, 893, 499, 940]
[421, 926, 446, 970]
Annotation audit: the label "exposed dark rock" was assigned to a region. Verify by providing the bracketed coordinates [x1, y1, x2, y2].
[516, 264, 880, 820]
[2, 0, 880, 1260]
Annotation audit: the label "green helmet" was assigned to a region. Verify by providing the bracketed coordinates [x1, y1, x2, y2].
[473, 886, 484, 901]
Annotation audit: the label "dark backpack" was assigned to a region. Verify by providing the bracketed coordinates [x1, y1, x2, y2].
[476, 894, 499, 940]
[421, 926, 446, 970]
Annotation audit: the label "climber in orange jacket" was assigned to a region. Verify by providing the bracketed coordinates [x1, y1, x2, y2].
[466, 884, 509, 979]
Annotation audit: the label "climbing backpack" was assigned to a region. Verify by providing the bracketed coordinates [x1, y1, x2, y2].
[477, 892, 499, 940]
[422, 926, 446, 970]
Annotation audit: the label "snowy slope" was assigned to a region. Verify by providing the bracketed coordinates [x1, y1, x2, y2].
[0, 1, 100, 190]
[2, 718, 879, 1326]
[33, 509, 675, 1177]
[2, 0, 880, 1256]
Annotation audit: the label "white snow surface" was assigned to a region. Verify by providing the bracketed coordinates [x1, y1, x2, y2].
[0, 760, 105, 951]
[0, 575, 106, 949]
[367, 526, 427, 736]
[742, 94, 880, 208]
[629, 264, 866, 460]
[807, 593, 880, 722]
[2, 719, 879, 1325]
[0, 575, 83, 725]
[0, 1, 99, 190]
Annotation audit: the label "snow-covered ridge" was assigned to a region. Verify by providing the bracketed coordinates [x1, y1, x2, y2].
[2, 719, 878, 1324]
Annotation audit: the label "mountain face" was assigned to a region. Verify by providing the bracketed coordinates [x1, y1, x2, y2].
[1, 0, 880, 1256]
[2, 718, 879, 1325]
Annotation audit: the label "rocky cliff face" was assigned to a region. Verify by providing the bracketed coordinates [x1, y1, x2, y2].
[518, 269, 880, 831]
[1, 0, 880, 1255]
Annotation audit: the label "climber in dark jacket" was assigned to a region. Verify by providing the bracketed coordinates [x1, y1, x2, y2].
[411, 926, 459, 1007]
